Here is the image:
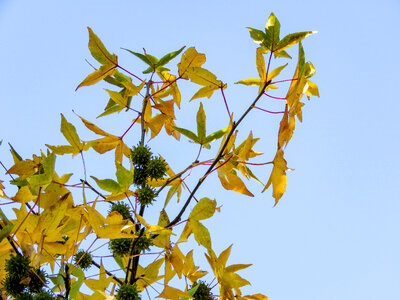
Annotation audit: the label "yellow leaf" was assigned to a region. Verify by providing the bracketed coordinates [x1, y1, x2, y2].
[46, 144, 75, 155]
[105, 89, 128, 107]
[217, 162, 254, 197]
[7, 160, 37, 177]
[186, 67, 223, 87]
[10, 186, 36, 203]
[189, 219, 212, 250]
[91, 136, 120, 154]
[262, 149, 288, 205]
[277, 106, 295, 149]
[76, 64, 116, 90]
[190, 85, 220, 101]
[157, 286, 193, 300]
[244, 294, 270, 300]
[178, 47, 206, 79]
[79, 116, 111, 137]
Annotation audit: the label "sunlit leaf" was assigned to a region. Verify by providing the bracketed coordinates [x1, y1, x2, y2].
[76, 64, 116, 90]
[262, 149, 288, 205]
[87, 27, 118, 66]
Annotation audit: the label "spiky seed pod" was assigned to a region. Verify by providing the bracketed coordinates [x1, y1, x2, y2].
[131, 145, 152, 167]
[74, 250, 93, 270]
[2, 275, 26, 296]
[16, 292, 34, 300]
[33, 291, 54, 300]
[192, 281, 214, 300]
[110, 202, 131, 220]
[133, 167, 148, 186]
[5, 254, 30, 280]
[147, 157, 167, 180]
[137, 186, 156, 206]
[134, 232, 153, 252]
[28, 268, 47, 293]
[116, 283, 139, 300]
[109, 238, 132, 256]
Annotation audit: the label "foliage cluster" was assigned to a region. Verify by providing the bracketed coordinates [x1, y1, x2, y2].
[0, 13, 318, 300]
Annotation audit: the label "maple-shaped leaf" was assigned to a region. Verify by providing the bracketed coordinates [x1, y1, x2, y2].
[178, 47, 206, 79]
[173, 103, 227, 148]
[285, 42, 319, 123]
[262, 149, 288, 205]
[247, 13, 316, 57]
[156, 70, 182, 108]
[136, 258, 165, 291]
[235, 48, 286, 93]
[157, 285, 193, 300]
[123, 46, 185, 74]
[76, 28, 118, 90]
[205, 245, 251, 300]
[185, 67, 226, 100]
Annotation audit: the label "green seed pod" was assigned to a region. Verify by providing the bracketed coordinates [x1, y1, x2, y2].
[2, 275, 26, 296]
[28, 268, 47, 293]
[74, 251, 93, 270]
[110, 202, 131, 220]
[116, 283, 139, 300]
[134, 231, 153, 252]
[109, 238, 133, 256]
[192, 281, 214, 300]
[137, 186, 156, 206]
[147, 157, 167, 180]
[131, 145, 151, 167]
[133, 167, 148, 186]
[5, 254, 30, 280]
[33, 291, 54, 300]
[16, 292, 34, 300]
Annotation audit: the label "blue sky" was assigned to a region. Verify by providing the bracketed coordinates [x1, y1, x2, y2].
[1, 1, 400, 299]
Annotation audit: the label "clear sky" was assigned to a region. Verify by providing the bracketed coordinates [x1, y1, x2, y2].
[1, 0, 400, 299]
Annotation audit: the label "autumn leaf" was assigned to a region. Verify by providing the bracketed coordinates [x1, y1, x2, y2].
[262, 149, 288, 205]
[178, 47, 206, 79]
[217, 161, 254, 197]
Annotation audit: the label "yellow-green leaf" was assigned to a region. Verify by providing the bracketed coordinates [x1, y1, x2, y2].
[87, 27, 118, 66]
[190, 219, 211, 249]
[60, 114, 84, 153]
[196, 103, 206, 141]
[76, 64, 116, 90]
[190, 197, 216, 221]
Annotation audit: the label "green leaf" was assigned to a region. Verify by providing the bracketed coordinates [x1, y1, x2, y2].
[116, 164, 132, 190]
[158, 46, 185, 66]
[196, 103, 206, 141]
[190, 197, 216, 221]
[0, 224, 13, 242]
[122, 48, 153, 66]
[172, 126, 199, 143]
[91, 176, 121, 194]
[60, 114, 83, 152]
[247, 27, 268, 46]
[87, 27, 117, 65]
[8, 143, 23, 163]
[203, 128, 228, 144]
[277, 31, 317, 53]
[265, 12, 281, 47]
[97, 104, 124, 118]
